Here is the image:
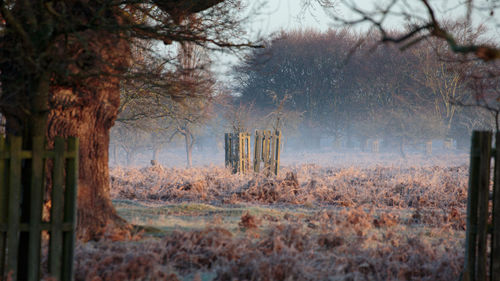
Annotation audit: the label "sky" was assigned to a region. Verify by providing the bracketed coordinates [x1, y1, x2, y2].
[212, 0, 500, 77]
[242, 0, 500, 37]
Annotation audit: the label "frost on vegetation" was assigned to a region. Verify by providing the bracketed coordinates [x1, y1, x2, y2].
[110, 163, 469, 210]
[74, 206, 464, 280]
[84, 161, 470, 280]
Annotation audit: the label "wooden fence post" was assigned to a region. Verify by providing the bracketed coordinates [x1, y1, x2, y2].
[262, 131, 269, 172]
[477, 132, 492, 281]
[492, 132, 500, 281]
[270, 131, 276, 175]
[463, 131, 481, 281]
[0, 136, 6, 280]
[28, 136, 45, 280]
[225, 133, 251, 174]
[254, 131, 261, 173]
[50, 137, 65, 279]
[252, 130, 281, 176]
[245, 133, 250, 174]
[62, 137, 78, 281]
[273, 130, 281, 175]
[224, 133, 229, 168]
[0, 136, 78, 281]
[6, 137, 22, 280]
[463, 131, 493, 281]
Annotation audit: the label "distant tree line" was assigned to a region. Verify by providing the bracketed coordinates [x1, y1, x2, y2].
[232, 28, 496, 153]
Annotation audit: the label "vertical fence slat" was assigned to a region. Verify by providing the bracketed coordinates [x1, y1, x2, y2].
[274, 131, 281, 176]
[254, 131, 261, 173]
[238, 133, 243, 173]
[270, 131, 276, 175]
[50, 137, 65, 279]
[230, 134, 236, 173]
[476, 132, 491, 281]
[464, 131, 481, 281]
[246, 134, 250, 174]
[224, 133, 229, 168]
[6, 137, 22, 280]
[492, 132, 500, 281]
[0, 136, 6, 279]
[28, 136, 45, 281]
[62, 137, 78, 281]
[263, 131, 269, 172]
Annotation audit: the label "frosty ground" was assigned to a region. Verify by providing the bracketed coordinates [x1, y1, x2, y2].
[75, 150, 469, 280]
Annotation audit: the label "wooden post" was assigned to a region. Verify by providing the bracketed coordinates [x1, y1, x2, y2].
[245, 133, 250, 174]
[0, 136, 79, 280]
[0, 136, 6, 280]
[463, 131, 492, 281]
[270, 131, 276, 175]
[230, 134, 236, 173]
[62, 137, 78, 281]
[476, 132, 492, 281]
[263, 131, 270, 172]
[254, 131, 261, 173]
[224, 133, 229, 168]
[6, 137, 22, 280]
[240, 133, 244, 173]
[28, 137, 45, 280]
[274, 131, 281, 175]
[49, 137, 65, 279]
[492, 131, 500, 281]
[464, 131, 481, 281]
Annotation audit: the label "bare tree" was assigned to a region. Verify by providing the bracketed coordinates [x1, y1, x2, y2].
[326, 0, 500, 61]
[0, 0, 260, 241]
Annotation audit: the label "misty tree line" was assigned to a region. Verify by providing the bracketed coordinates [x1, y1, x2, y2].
[111, 26, 498, 165]
[233, 28, 497, 152]
[111, 42, 218, 167]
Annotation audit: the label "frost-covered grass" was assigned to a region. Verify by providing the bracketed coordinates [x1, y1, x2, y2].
[74, 153, 469, 280]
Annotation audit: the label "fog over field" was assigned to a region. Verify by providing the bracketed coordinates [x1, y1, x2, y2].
[109, 140, 470, 169]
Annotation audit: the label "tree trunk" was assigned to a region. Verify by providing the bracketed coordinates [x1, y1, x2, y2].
[152, 145, 161, 162]
[399, 138, 406, 158]
[111, 144, 118, 166]
[125, 147, 135, 166]
[1, 47, 51, 278]
[185, 133, 193, 168]
[49, 75, 130, 241]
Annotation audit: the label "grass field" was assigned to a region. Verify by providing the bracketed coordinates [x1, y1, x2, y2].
[74, 153, 469, 281]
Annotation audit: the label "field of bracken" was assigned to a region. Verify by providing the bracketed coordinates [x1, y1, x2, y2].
[75, 151, 470, 281]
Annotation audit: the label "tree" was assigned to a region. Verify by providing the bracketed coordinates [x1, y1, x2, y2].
[327, 0, 500, 61]
[233, 29, 360, 149]
[0, 0, 258, 241]
[325, 0, 500, 133]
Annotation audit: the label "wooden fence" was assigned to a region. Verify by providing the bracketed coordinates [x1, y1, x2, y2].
[0, 136, 79, 281]
[254, 130, 281, 175]
[225, 133, 251, 174]
[462, 131, 499, 281]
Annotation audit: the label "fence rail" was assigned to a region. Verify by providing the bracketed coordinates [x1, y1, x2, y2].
[0, 136, 78, 281]
[463, 131, 499, 281]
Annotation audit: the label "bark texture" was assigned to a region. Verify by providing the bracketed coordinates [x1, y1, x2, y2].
[49, 82, 129, 241]
[48, 30, 131, 241]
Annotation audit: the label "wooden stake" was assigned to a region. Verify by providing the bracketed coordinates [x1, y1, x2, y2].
[492, 131, 500, 281]
[464, 131, 481, 281]
[477, 132, 492, 281]
[254, 131, 261, 173]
